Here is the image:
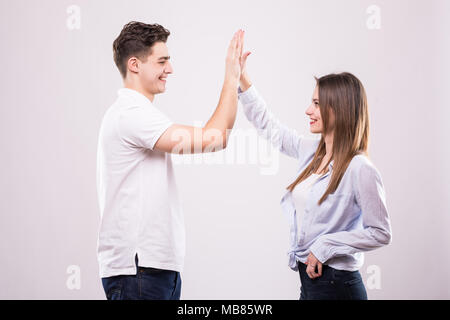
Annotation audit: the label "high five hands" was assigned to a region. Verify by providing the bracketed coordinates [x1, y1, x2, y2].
[225, 29, 251, 85]
[226, 31, 321, 280]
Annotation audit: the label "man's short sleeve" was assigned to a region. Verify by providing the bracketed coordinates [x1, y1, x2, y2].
[117, 105, 173, 150]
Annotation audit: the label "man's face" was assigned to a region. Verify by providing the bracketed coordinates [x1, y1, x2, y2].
[138, 41, 173, 96]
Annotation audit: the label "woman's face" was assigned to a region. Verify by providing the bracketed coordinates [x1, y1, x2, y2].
[305, 85, 334, 134]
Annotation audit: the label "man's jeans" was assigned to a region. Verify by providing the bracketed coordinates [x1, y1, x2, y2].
[298, 261, 367, 300]
[101, 255, 181, 300]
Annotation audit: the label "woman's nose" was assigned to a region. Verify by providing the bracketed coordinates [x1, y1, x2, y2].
[305, 105, 313, 115]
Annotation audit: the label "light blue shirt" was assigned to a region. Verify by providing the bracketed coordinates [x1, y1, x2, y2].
[238, 85, 392, 272]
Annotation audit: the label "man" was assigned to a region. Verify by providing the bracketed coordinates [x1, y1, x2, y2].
[96, 21, 249, 300]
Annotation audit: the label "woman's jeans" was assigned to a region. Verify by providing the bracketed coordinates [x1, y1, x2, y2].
[298, 261, 367, 300]
[101, 255, 181, 300]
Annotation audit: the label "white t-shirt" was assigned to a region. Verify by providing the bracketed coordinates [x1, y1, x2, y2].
[96, 88, 185, 278]
[291, 173, 321, 241]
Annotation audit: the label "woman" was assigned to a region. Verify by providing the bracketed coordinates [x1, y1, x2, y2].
[237, 55, 392, 300]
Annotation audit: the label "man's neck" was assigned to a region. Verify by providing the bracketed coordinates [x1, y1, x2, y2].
[124, 80, 155, 103]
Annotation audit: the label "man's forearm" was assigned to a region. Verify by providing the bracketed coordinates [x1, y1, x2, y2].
[204, 79, 238, 134]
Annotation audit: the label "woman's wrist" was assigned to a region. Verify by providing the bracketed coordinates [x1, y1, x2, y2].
[239, 72, 252, 92]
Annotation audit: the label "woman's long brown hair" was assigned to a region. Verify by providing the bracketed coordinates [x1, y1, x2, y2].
[287, 72, 370, 205]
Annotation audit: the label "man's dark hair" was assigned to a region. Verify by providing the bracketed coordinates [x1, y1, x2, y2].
[113, 21, 170, 78]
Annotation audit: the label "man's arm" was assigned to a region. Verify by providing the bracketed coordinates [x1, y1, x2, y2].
[154, 30, 244, 154]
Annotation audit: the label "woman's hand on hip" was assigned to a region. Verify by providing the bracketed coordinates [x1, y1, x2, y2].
[305, 252, 323, 279]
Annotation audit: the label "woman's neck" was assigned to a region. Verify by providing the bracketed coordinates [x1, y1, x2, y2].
[323, 132, 334, 159]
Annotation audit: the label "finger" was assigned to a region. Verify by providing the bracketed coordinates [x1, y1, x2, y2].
[235, 30, 242, 59]
[231, 30, 238, 51]
[228, 31, 238, 54]
[317, 263, 322, 277]
[230, 31, 238, 44]
[306, 266, 316, 279]
[309, 265, 318, 278]
[239, 30, 244, 59]
[241, 51, 251, 65]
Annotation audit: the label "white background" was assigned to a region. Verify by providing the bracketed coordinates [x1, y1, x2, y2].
[0, 0, 449, 299]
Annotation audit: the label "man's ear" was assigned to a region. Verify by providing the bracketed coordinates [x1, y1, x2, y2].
[127, 57, 139, 74]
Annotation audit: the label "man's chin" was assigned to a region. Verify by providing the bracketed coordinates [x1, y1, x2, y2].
[150, 88, 165, 96]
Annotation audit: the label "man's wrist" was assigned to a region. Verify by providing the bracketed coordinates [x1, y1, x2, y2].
[224, 72, 239, 87]
[224, 77, 238, 89]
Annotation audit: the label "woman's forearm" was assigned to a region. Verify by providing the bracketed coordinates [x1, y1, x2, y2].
[239, 71, 252, 92]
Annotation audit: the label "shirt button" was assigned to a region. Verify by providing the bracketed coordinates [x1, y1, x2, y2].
[331, 281, 334, 284]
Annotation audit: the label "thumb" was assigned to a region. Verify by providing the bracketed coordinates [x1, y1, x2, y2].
[241, 51, 251, 63]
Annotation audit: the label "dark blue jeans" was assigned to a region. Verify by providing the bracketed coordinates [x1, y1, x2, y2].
[298, 261, 367, 300]
[101, 255, 182, 300]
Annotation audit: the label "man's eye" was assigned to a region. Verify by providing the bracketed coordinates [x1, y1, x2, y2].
[159, 62, 165, 65]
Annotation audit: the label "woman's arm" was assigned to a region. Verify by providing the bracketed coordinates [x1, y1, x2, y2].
[238, 72, 308, 160]
[308, 162, 393, 263]
[240, 71, 252, 92]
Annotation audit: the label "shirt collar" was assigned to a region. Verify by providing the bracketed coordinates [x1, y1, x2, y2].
[118, 88, 153, 106]
[319, 160, 333, 179]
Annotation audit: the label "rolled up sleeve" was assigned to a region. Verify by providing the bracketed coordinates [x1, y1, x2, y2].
[309, 162, 392, 263]
[238, 85, 306, 160]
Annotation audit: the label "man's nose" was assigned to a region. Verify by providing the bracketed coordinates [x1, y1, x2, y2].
[165, 62, 173, 74]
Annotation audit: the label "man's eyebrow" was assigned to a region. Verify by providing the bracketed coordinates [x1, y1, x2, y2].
[157, 56, 170, 61]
